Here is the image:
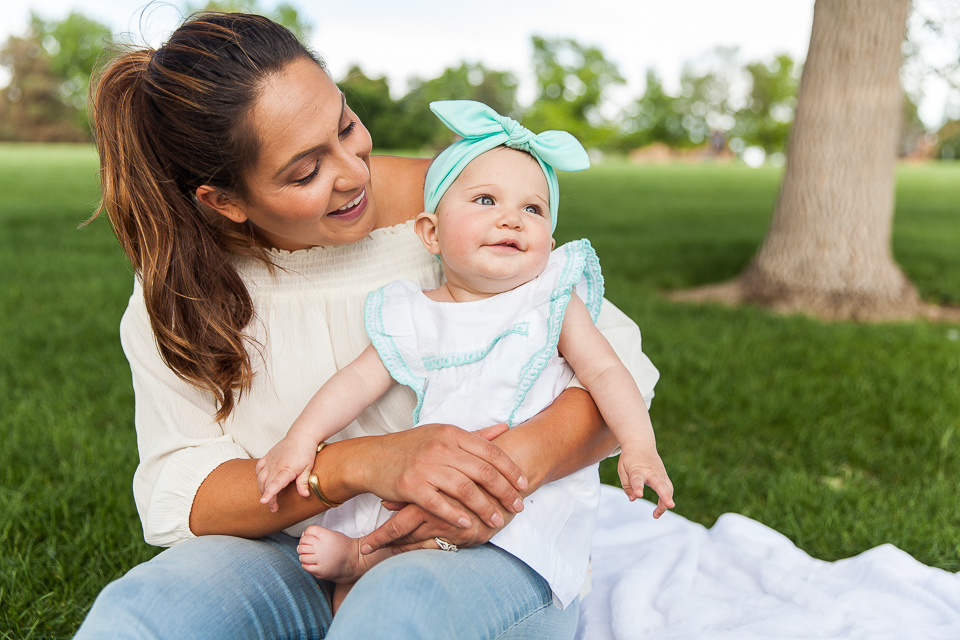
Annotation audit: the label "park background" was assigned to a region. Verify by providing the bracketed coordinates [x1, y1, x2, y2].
[1, 0, 960, 637]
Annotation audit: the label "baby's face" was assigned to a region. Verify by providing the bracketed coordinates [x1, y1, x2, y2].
[433, 147, 555, 296]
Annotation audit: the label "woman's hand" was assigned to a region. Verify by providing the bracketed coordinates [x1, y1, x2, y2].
[343, 423, 528, 531]
[358, 494, 514, 555]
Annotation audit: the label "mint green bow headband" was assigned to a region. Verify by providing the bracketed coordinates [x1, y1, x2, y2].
[423, 100, 590, 232]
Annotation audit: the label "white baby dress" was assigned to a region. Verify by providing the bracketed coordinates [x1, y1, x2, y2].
[316, 239, 605, 608]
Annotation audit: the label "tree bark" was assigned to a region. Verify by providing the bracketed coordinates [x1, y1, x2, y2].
[674, 0, 949, 321]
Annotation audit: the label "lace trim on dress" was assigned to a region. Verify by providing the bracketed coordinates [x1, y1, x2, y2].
[421, 323, 530, 371]
[579, 239, 605, 322]
[364, 285, 427, 424]
[508, 240, 604, 426]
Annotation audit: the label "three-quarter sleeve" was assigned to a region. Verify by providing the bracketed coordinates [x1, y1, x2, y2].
[121, 283, 251, 547]
[567, 297, 660, 409]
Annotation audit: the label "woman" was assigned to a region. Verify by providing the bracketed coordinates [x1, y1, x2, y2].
[76, 12, 660, 639]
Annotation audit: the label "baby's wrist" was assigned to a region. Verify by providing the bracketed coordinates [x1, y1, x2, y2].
[617, 437, 658, 455]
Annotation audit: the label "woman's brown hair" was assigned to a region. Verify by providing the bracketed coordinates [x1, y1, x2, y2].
[88, 12, 322, 421]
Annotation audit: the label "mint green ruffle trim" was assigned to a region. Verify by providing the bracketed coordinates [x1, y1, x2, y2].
[507, 239, 604, 427]
[364, 286, 427, 424]
[422, 322, 529, 371]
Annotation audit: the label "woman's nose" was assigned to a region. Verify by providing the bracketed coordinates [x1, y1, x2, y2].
[333, 152, 369, 193]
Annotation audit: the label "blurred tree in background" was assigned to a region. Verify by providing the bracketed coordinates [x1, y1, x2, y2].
[339, 67, 408, 150]
[31, 13, 111, 128]
[186, 0, 311, 41]
[733, 53, 800, 156]
[619, 70, 688, 150]
[936, 119, 960, 159]
[674, 0, 926, 321]
[616, 49, 799, 159]
[0, 2, 945, 160]
[672, 47, 741, 149]
[523, 36, 624, 148]
[904, 0, 959, 159]
[0, 12, 110, 141]
[342, 62, 519, 151]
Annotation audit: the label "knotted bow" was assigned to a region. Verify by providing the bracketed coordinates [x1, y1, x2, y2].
[423, 100, 590, 232]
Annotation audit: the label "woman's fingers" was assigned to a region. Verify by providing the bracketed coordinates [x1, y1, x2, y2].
[380, 424, 526, 526]
[455, 428, 529, 494]
[361, 500, 507, 554]
[402, 482, 475, 529]
[359, 505, 427, 554]
[427, 465, 512, 529]
[428, 431, 526, 520]
[358, 424, 527, 530]
[390, 535, 452, 554]
[473, 422, 509, 442]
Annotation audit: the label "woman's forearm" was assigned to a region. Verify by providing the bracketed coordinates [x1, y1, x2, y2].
[189, 426, 528, 538]
[494, 387, 617, 493]
[189, 438, 368, 538]
[190, 459, 325, 537]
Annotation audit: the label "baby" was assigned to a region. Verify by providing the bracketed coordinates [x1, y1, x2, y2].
[256, 100, 673, 610]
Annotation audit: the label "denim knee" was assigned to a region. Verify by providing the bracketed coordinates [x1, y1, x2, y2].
[329, 544, 562, 640]
[75, 534, 333, 640]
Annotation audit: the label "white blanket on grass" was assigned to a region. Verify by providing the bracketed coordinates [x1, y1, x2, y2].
[577, 486, 960, 640]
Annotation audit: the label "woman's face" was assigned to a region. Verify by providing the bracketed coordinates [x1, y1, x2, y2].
[206, 56, 376, 251]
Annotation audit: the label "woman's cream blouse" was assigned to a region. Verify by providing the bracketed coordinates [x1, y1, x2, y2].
[120, 221, 660, 547]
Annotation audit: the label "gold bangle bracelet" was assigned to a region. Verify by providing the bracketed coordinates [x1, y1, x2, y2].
[308, 442, 343, 509]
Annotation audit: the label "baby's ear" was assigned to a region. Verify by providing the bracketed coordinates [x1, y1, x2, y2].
[414, 211, 441, 255]
[551, 237, 556, 250]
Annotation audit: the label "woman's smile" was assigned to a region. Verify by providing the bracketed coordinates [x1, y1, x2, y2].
[328, 189, 368, 221]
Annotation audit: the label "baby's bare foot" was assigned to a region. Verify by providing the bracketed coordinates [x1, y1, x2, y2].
[298, 525, 392, 584]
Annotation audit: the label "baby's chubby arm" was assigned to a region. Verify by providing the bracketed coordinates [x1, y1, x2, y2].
[558, 294, 675, 518]
[256, 344, 396, 512]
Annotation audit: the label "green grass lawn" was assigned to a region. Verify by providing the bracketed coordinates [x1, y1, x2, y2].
[2, 144, 959, 638]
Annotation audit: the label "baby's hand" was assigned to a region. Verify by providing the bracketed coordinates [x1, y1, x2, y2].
[617, 441, 675, 519]
[255, 433, 319, 512]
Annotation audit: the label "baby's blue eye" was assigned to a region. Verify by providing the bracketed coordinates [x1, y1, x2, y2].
[476, 195, 494, 205]
[524, 204, 543, 216]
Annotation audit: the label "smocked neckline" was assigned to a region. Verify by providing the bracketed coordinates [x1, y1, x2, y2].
[264, 219, 416, 261]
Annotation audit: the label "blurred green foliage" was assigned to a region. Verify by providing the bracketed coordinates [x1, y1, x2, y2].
[341, 62, 520, 151]
[0, 12, 110, 141]
[0, 6, 938, 160]
[186, 0, 311, 42]
[734, 54, 800, 154]
[523, 36, 625, 149]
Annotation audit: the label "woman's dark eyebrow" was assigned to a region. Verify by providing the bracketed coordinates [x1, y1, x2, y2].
[272, 93, 347, 179]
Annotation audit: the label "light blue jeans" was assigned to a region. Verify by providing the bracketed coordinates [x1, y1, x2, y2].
[74, 533, 579, 639]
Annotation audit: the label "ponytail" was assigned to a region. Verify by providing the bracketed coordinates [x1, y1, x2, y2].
[88, 13, 319, 421]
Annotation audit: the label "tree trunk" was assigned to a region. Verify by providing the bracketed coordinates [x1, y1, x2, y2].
[675, 0, 941, 321]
